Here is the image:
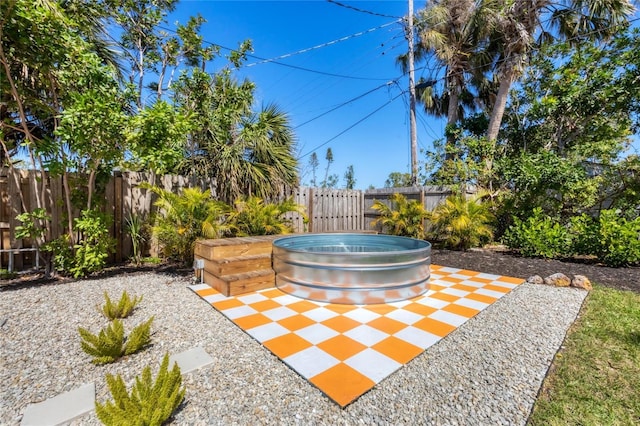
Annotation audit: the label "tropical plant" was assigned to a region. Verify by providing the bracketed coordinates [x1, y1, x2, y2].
[428, 193, 494, 250]
[78, 317, 153, 365]
[227, 196, 306, 237]
[95, 353, 185, 426]
[371, 193, 429, 239]
[148, 185, 230, 264]
[102, 291, 143, 321]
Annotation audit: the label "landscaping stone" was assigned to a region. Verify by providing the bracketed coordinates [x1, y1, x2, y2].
[571, 275, 593, 291]
[20, 383, 95, 426]
[527, 275, 544, 285]
[169, 346, 214, 374]
[544, 273, 571, 287]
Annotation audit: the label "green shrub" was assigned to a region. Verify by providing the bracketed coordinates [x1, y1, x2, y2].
[42, 235, 75, 274]
[569, 214, 600, 256]
[102, 291, 143, 320]
[503, 208, 571, 258]
[70, 209, 116, 278]
[371, 193, 429, 239]
[0, 269, 18, 280]
[595, 209, 640, 267]
[79, 317, 154, 364]
[95, 353, 185, 426]
[428, 194, 494, 250]
[227, 196, 306, 237]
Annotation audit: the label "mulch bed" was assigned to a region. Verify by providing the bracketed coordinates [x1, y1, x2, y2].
[431, 248, 640, 294]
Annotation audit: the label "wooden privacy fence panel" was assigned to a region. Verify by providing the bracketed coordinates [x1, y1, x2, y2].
[306, 187, 363, 232]
[2, 168, 462, 270]
[363, 186, 464, 231]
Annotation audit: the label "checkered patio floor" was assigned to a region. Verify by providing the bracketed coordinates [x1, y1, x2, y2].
[188, 264, 523, 407]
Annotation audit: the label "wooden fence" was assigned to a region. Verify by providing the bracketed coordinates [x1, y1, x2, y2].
[1, 168, 460, 270]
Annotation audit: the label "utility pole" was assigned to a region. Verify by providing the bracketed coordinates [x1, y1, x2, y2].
[406, 0, 419, 186]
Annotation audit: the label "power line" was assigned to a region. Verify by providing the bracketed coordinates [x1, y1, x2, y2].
[246, 20, 401, 67]
[294, 80, 398, 129]
[326, 0, 401, 19]
[157, 25, 394, 81]
[299, 89, 405, 159]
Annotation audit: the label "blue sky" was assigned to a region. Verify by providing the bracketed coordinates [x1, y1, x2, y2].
[168, 1, 640, 189]
[170, 1, 440, 189]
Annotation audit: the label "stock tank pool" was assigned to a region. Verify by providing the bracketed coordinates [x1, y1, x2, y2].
[272, 233, 431, 304]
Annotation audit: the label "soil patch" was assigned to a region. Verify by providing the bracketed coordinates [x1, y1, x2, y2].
[431, 248, 640, 293]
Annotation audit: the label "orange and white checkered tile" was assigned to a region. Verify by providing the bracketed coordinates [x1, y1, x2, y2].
[188, 265, 523, 407]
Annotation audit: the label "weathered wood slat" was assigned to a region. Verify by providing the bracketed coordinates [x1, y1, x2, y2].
[201, 254, 272, 276]
[202, 269, 275, 297]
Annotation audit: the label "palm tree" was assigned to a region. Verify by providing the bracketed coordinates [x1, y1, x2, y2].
[485, 0, 634, 142]
[177, 70, 299, 204]
[371, 193, 430, 239]
[428, 193, 494, 250]
[410, 0, 495, 152]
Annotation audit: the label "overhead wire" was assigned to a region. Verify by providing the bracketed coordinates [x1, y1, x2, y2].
[299, 89, 406, 159]
[157, 24, 395, 81]
[326, 0, 402, 19]
[245, 20, 401, 67]
[294, 81, 397, 129]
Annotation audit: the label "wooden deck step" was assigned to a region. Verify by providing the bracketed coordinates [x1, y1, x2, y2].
[200, 253, 272, 276]
[194, 235, 283, 261]
[203, 269, 276, 297]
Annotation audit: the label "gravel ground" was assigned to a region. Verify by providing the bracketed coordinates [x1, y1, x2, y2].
[0, 271, 587, 425]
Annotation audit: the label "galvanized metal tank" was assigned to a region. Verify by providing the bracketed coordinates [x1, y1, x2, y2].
[272, 233, 431, 304]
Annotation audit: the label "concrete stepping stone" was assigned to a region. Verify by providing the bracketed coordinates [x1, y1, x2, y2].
[21, 383, 95, 426]
[169, 346, 214, 374]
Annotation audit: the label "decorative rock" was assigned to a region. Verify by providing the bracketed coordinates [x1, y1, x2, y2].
[527, 275, 544, 285]
[571, 275, 592, 291]
[543, 273, 571, 287]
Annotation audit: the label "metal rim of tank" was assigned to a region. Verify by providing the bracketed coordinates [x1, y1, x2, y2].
[272, 233, 431, 304]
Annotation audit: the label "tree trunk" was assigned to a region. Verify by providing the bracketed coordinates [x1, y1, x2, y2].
[486, 70, 514, 142]
[445, 86, 459, 161]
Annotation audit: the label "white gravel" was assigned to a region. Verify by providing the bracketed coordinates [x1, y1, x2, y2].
[0, 272, 587, 425]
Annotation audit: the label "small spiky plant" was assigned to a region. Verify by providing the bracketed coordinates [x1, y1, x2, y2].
[79, 319, 125, 365]
[95, 353, 185, 426]
[102, 291, 143, 320]
[79, 317, 154, 364]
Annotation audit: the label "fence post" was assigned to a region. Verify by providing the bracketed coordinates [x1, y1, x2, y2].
[307, 188, 314, 232]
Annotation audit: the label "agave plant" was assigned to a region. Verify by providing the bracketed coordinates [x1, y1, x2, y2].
[428, 193, 494, 250]
[371, 193, 429, 239]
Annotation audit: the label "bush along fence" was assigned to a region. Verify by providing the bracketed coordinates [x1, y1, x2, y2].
[0, 168, 462, 271]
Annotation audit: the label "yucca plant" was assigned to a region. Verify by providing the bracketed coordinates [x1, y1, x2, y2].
[371, 193, 429, 239]
[125, 214, 147, 266]
[428, 193, 494, 250]
[227, 196, 306, 237]
[102, 291, 143, 320]
[95, 353, 185, 426]
[145, 185, 230, 264]
[79, 317, 154, 364]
